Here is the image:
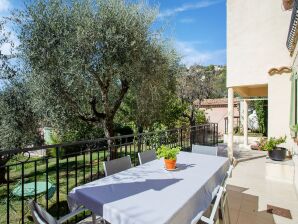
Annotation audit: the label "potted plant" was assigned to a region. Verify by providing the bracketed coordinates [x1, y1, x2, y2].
[156, 145, 181, 170]
[259, 136, 287, 161]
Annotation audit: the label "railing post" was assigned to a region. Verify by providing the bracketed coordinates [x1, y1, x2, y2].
[55, 147, 60, 219]
[216, 124, 219, 145]
[46, 158, 49, 210]
[203, 125, 206, 145]
[180, 128, 183, 148]
[6, 167, 9, 224]
[21, 163, 24, 224]
[90, 149, 93, 181]
[66, 157, 69, 194]
[34, 161, 37, 201]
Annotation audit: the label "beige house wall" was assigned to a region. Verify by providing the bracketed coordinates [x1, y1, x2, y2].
[202, 107, 239, 136]
[227, 0, 291, 88]
[268, 73, 296, 151]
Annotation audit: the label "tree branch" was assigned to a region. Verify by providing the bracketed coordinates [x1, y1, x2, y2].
[110, 79, 129, 117]
[78, 114, 99, 122]
[90, 97, 106, 119]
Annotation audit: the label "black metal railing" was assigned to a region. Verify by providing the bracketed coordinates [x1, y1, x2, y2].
[0, 124, 218, 224]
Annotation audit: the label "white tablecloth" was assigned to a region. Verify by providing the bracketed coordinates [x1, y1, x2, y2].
[68, 151, 229, 224]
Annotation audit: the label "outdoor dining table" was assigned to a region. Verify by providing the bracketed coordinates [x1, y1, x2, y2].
[68, 151, 229, 224]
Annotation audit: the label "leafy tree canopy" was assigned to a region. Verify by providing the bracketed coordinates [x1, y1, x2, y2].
[177, 65, 215, 126]
[10, 0, 180, 139]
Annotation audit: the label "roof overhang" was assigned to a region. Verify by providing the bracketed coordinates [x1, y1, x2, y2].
[234, 85, 268, 97]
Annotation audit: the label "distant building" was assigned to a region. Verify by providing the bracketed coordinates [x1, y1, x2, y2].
[194, 98, 239, 137]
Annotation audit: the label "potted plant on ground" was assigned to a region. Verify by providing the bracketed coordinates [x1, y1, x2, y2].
[259, 136, 287, 161]
[156, 145, 181, 170]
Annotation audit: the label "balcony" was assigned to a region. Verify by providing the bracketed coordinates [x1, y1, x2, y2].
[0, 124, 219, 223]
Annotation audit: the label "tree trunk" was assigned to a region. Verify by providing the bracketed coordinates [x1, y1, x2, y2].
[0, 157, 9, 184]
[189, 106, 197, 144]
[137, 124, 143, 153]
[103, 119, 115, 160]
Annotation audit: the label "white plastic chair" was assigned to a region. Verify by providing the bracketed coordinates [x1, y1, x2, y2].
[191, 186, 224, 224]
[103, 155, 132, 176]
[191, 165, 233, 224]
[219, 165, 233, 224]
[192, 145, 218, 156]
[29, 200, 89, 224]
[138, 150, 157, 165]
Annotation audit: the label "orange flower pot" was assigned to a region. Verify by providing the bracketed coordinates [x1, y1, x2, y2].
[164, 159, 176, 170]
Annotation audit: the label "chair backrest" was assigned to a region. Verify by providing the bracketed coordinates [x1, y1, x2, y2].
[103, 155, 132, 176]
[220, 164, 233, 188]
[192, 144, 218, 156]
[29, 200, 57, 224]
[138, 150, 157, 165]
[227, 164, 233, 178]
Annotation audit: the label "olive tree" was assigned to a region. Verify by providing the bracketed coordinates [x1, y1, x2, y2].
[10, 0, 179, 157]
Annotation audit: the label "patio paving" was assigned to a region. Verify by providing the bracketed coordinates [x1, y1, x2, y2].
[227, 157, 298, 224]
[218, 143, 267, 162]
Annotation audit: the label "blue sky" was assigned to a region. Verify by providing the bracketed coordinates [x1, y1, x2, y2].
[0, 0, 226, 66]
[153, 0, 226, 66]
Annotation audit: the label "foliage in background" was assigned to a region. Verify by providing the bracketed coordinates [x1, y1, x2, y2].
[116, 82, 178, 132]
[209, 66, 227, 98]
[177, 65, 215, 126]
[259, 136, 286, 151]
[253, 100, 268, 136]
[0, 81, 41, 150]
[196, 110, 207, 124]
[156, 145, 181, 160]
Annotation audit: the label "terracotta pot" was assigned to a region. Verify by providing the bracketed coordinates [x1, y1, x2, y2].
[164, 159, 176, 170]
[283, 0, 293, 10]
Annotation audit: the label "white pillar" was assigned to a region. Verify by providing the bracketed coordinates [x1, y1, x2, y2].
[228, 88, 234, 161]
[243, 99, 248, 146]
